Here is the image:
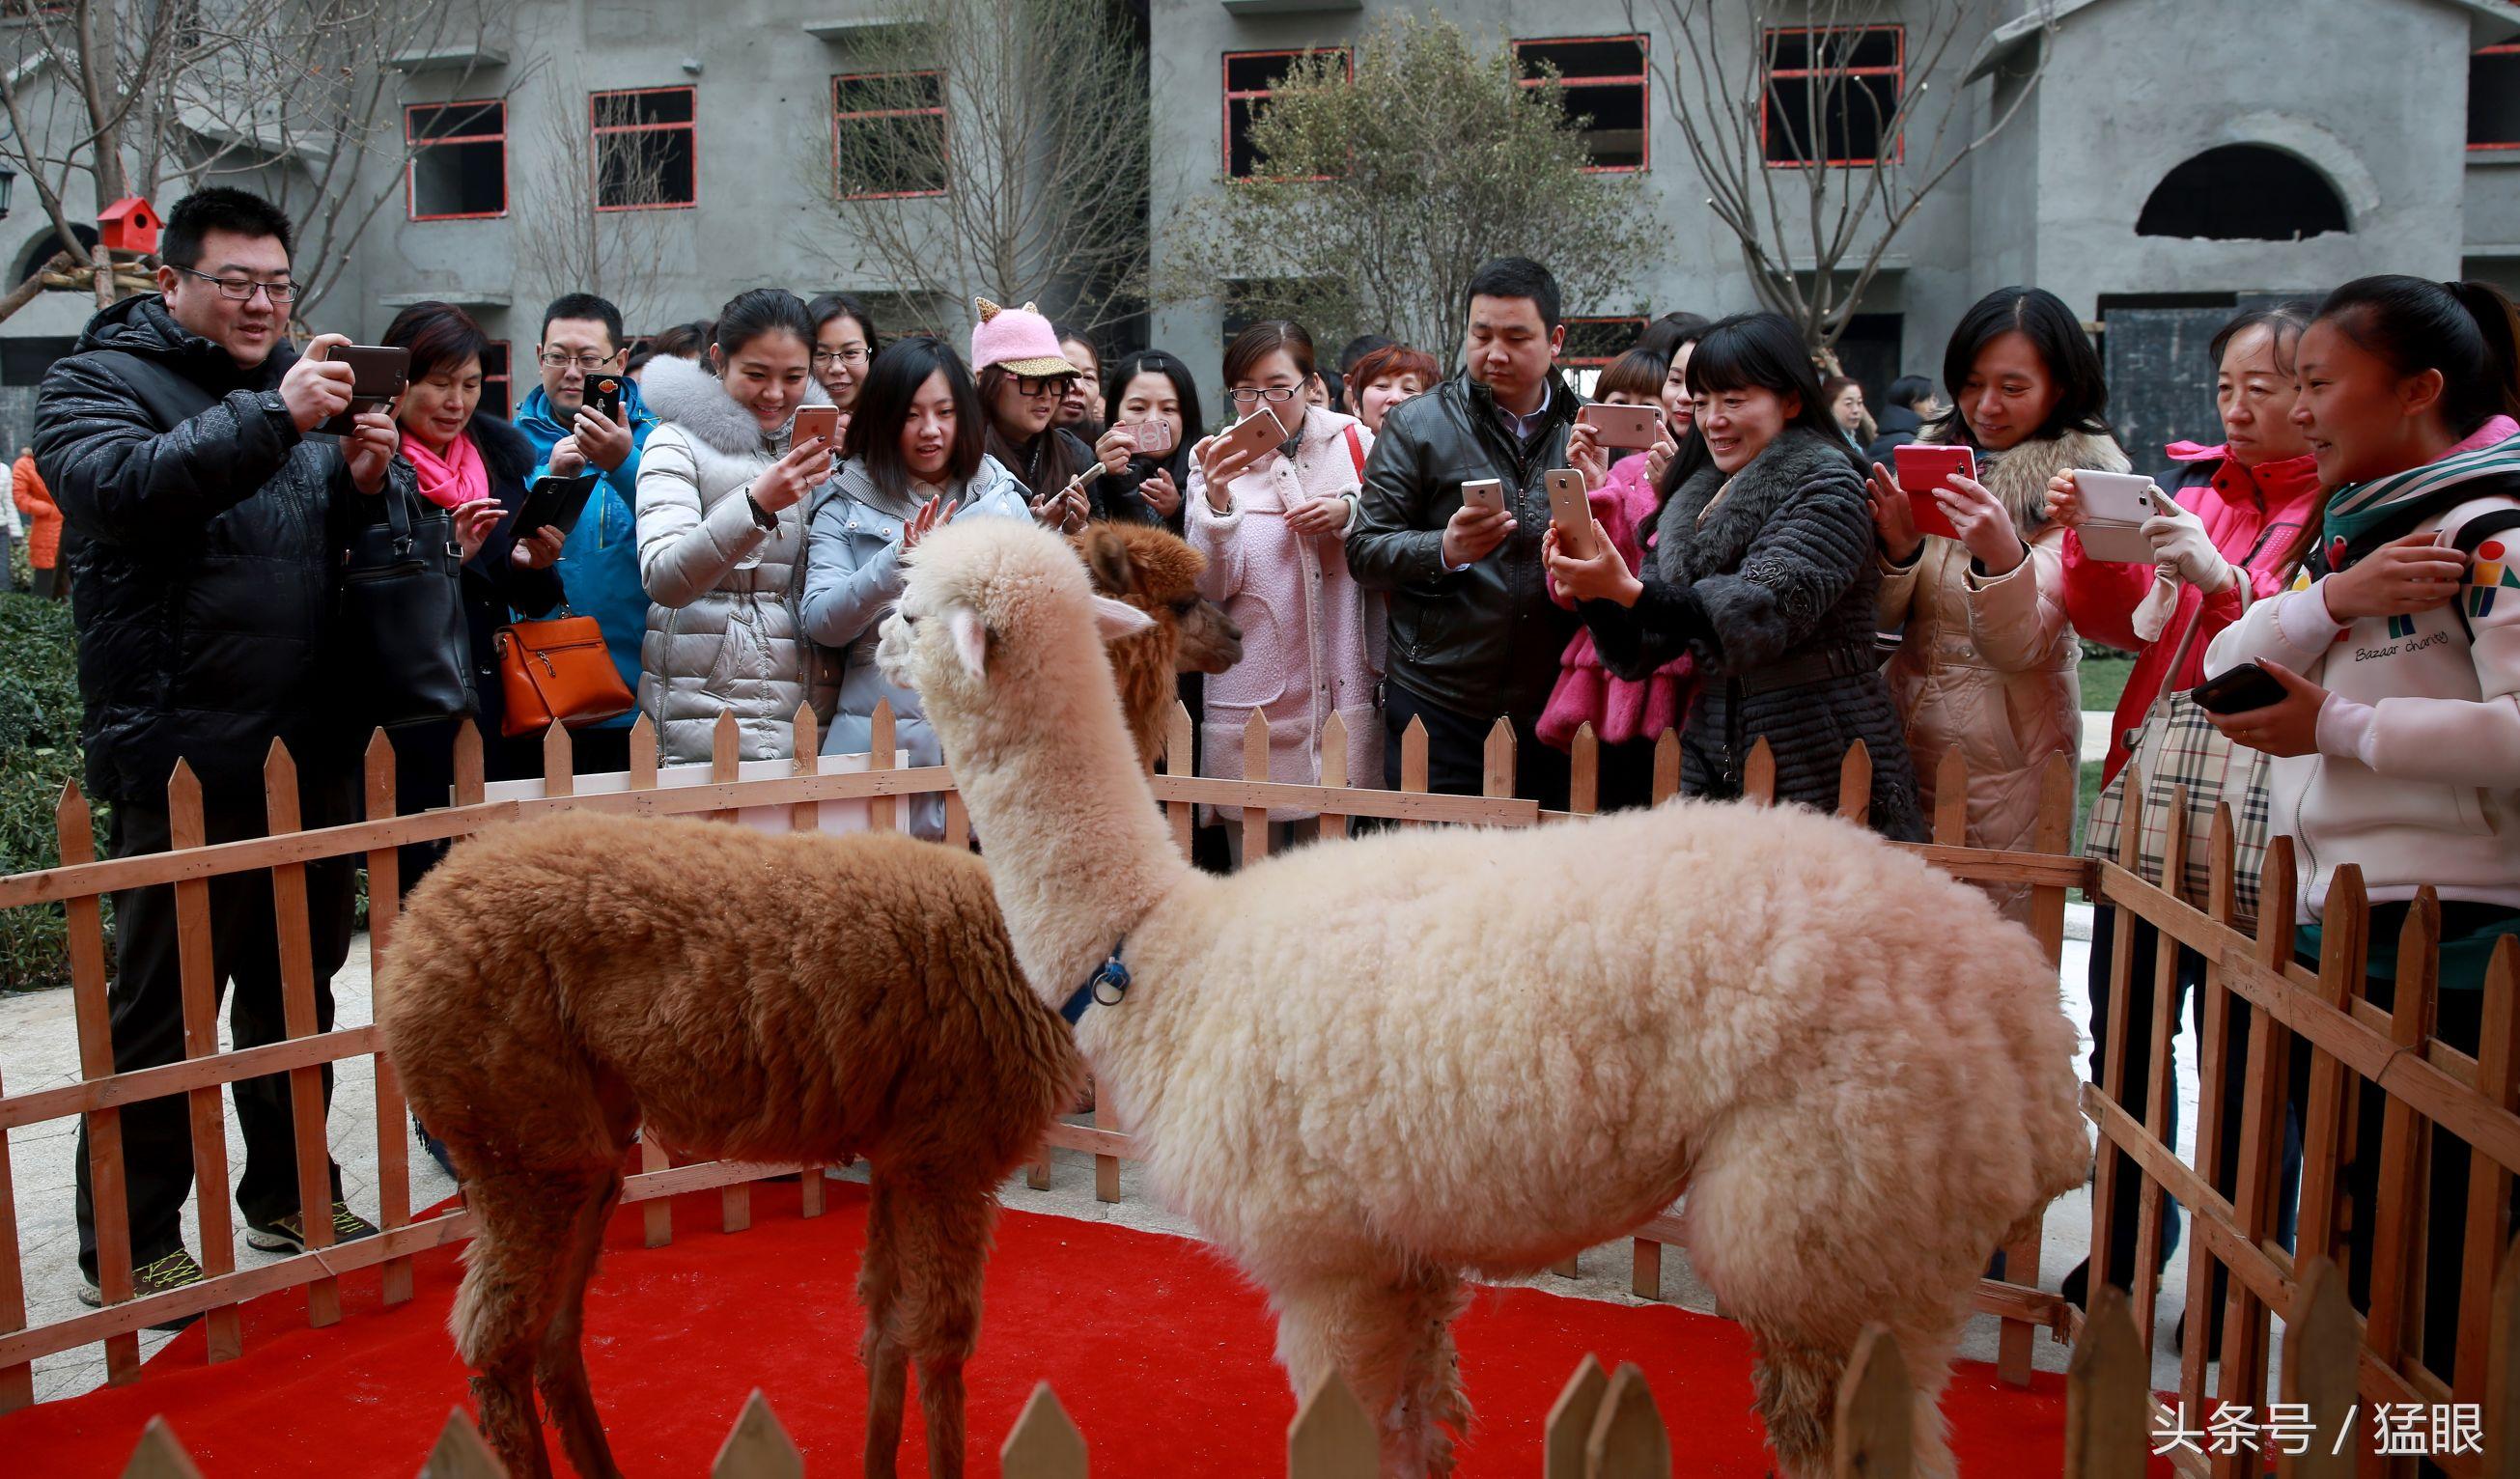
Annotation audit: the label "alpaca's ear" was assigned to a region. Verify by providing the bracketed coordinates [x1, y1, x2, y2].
[1081, 525, 1134, 594]
[946, 607, 993, 679]
[1090, 594, 1156, 644]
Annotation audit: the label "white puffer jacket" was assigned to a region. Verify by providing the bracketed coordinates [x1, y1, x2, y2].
[633, 354, 835, 765]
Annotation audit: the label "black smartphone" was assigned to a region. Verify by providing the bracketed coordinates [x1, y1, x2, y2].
[316, 345, 409, 436]
[512, 470, 600, 541]
[581, 373, 626, 426]
[2189, 662, 2289, 715]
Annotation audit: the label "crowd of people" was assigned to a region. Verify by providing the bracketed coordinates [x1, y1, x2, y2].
[26, 184, 2520, 1351]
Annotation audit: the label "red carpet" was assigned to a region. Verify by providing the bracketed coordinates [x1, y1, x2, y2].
[11, 1180, 2082, 1475]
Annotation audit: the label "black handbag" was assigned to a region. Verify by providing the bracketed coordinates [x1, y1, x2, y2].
[337, 482, 475, 727]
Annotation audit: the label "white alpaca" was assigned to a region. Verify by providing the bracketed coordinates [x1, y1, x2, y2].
[878, 519, 2089, 1479]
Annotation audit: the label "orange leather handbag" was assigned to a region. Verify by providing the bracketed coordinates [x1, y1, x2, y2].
[493, 613, 636, 739]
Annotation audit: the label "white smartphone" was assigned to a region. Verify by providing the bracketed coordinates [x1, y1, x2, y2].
[1545, 470, 1598, 560]
[2072, 469, 2166, 563]
[1461, 478, 1507, 516]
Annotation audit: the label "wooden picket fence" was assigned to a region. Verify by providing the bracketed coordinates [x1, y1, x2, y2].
[0, 704, 2510, 1471]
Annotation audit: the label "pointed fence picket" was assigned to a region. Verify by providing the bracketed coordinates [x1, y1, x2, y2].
[0, 712, 2513, 1476]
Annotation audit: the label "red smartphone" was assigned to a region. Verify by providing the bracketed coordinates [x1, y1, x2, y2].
[1892, 443, 1977, 543]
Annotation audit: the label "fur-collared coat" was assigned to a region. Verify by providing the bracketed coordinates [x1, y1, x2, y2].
[1583, 425, 1923, 838]
[633, 354, 836, 765]
[1880, 425, 2127, 871]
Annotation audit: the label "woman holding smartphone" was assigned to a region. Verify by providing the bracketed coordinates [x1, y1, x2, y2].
[1544, 313, 1922, 838]
[2198, 275, 2520, 1373]
[799, 337, 1039, 837]
[635, 288, 840, 764]
[1093, 349, 1203, 530]
[971, 297, 1131, 532]
[1186, 320, 1383, 860]
[1866, 287, 2125, 909]
[2043, 302, 2320, 1311]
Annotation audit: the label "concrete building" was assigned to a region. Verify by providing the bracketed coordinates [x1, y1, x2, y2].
[0, 0, 2515, 457]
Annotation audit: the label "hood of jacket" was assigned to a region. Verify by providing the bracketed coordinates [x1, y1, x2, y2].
[73, 293, 294, 398]
[1921, 421, 2127, 532]
[1657, 425, 1863, 587]
[638, 351, 831, 459]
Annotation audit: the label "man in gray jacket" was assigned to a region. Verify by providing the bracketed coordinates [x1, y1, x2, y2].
[1346, 257, 1582, 808]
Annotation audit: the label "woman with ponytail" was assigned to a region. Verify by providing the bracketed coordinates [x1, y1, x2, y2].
[2200, 274, 2520, 1371]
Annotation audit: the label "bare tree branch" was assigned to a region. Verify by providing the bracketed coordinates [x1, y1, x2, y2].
[1629, 0, 2050, 352]
[512, 61, 676, 332]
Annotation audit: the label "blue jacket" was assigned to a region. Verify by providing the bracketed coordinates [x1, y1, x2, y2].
[514, 378, 658, 728]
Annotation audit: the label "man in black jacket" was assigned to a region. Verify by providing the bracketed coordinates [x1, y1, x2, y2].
[38, 188, 405, 1319]
[1346, 257, 1582, 808]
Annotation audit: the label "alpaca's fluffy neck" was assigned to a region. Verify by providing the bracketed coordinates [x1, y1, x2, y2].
[948, 634, 1191, 1014]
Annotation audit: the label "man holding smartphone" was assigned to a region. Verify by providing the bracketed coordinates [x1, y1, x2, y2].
[514, 293, 658, 775]
[1347, 257, 1582, 807]
[36, 187, 408, 1318]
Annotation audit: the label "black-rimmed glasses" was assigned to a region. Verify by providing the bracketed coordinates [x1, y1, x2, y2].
[171, 265, 298, 303]
[538, 349, 624, 371]
[1228, 385, 1299, 405]
[813, 347, 871, 369]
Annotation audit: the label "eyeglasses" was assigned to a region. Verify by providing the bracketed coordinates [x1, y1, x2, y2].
[813, 347, 871, 368]
[1228, 385, 1299, 405]
[172, 266, 297, 303]
[1012, 375, 1073, 397]
[538, 350, 623, 371]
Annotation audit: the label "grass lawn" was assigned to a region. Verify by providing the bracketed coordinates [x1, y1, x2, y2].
[2073, 652, 2136, 864]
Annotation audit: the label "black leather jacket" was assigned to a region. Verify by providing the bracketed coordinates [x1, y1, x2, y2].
[34, 294, 410, 802]
[1344, 369, 1582, 720]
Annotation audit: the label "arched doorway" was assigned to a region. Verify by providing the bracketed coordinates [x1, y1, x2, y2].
[14, 222, 99, 284]
[2136, 146, 2349, 241]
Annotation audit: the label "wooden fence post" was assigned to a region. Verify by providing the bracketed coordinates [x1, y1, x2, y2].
[2366, 891, 2440, 1388]
[541, 722, 574, 799]
[712, 712, 752, 1235]
[2465, 938, 2520, 1408]
[264, 740, 341, 1328]
[2177, 804, 2241, 1409]
[2001, 751, 2075, 1386]
[868, 698, 896, 836]
[1741, 738, 1776, 806]
[2486, 1231, 2520, 1477]
[2063, 1287, 2147, 1479]
[1586, 1361, 1671, 1479]
[419, 1407, 508, 1479]
[364, 732, 414, 1307]
[1242, 711, 1272, 865]
[710, 1389, 802, 1479]
[1930, 749, 1967, 845]
[57, 780, 138, 1388]
[2088, 763, 2144, 1305]
[1000, 1383, 1087, 1479]
[1399, 716, 1429, 825]
[630, 716, 673, 1251]
[2127, 785, 2191, 1360]
[2280, 1257, 2357, 1478]
[1544, 1355, 1610, 1479]
[1836, 740, 1873, 827]
[2217, 834, 2301, 1476]
[1159, 700, 1193, 859]
[1570, 723, 1600, 819]
[1831, 1326, 1911, 1478]
[1287, 1372, 1377, 1478]
[119, 1415, 205, 1479]
[1319, 713, 1351, 844]
[167, 762, 242, 1361]
[2294, 867, 2368, 1283]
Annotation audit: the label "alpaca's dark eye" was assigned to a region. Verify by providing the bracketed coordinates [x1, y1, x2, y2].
[1171, 598, 1198, 615]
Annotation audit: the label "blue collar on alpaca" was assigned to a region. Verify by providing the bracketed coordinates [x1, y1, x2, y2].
[1059, 939, 1132, 1026]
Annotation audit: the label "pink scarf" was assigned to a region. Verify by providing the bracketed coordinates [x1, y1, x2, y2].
[404, 429, 488, 511]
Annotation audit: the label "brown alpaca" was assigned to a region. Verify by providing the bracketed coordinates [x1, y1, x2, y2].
[1075, 520, 1241, 767]
[378, 526, 1229, 1479]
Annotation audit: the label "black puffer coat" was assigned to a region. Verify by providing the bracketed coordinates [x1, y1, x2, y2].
[34, 294, 413, 802]
[1345, 370, 1582, 722]
[1581, 426, 1923, 839]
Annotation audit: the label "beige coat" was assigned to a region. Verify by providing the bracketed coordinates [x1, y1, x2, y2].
[1879, 428, 2125, 882]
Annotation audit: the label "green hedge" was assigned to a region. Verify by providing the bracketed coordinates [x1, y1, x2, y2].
[0, 583, 101, 991]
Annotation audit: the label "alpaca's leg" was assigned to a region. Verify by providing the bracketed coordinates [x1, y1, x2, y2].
[452, 1171, 591, 1479]
[535, 1172, 626, 1479]
[888, 1178, 995, 1479]
[1270, 1268, 1470, 1479]
[859, 1175, 911, 1479]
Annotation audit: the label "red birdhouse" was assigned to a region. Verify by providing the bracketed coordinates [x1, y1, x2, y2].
[98, 197, 158, 256]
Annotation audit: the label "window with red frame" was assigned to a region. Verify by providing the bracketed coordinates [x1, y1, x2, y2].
[480, 342, 512, 421]
[833, 71, 947, 197]
[1222, 48, 1351, 180]
[1513, 37, 1648, 172]
[591, 87, 697, 209]
[2476, 44, 2520, 150]
[1560, 316, 1649, 367]
[406, 100, 507, 220]
[1761, 26, 1902, 167]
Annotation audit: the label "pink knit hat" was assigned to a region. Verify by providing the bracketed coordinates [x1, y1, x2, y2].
[969, 297, 1077, 378]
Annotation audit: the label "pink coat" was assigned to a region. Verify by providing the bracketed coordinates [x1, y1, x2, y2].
[1539, 452, 1695, 750]
[1186, 406, 1386, 821]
